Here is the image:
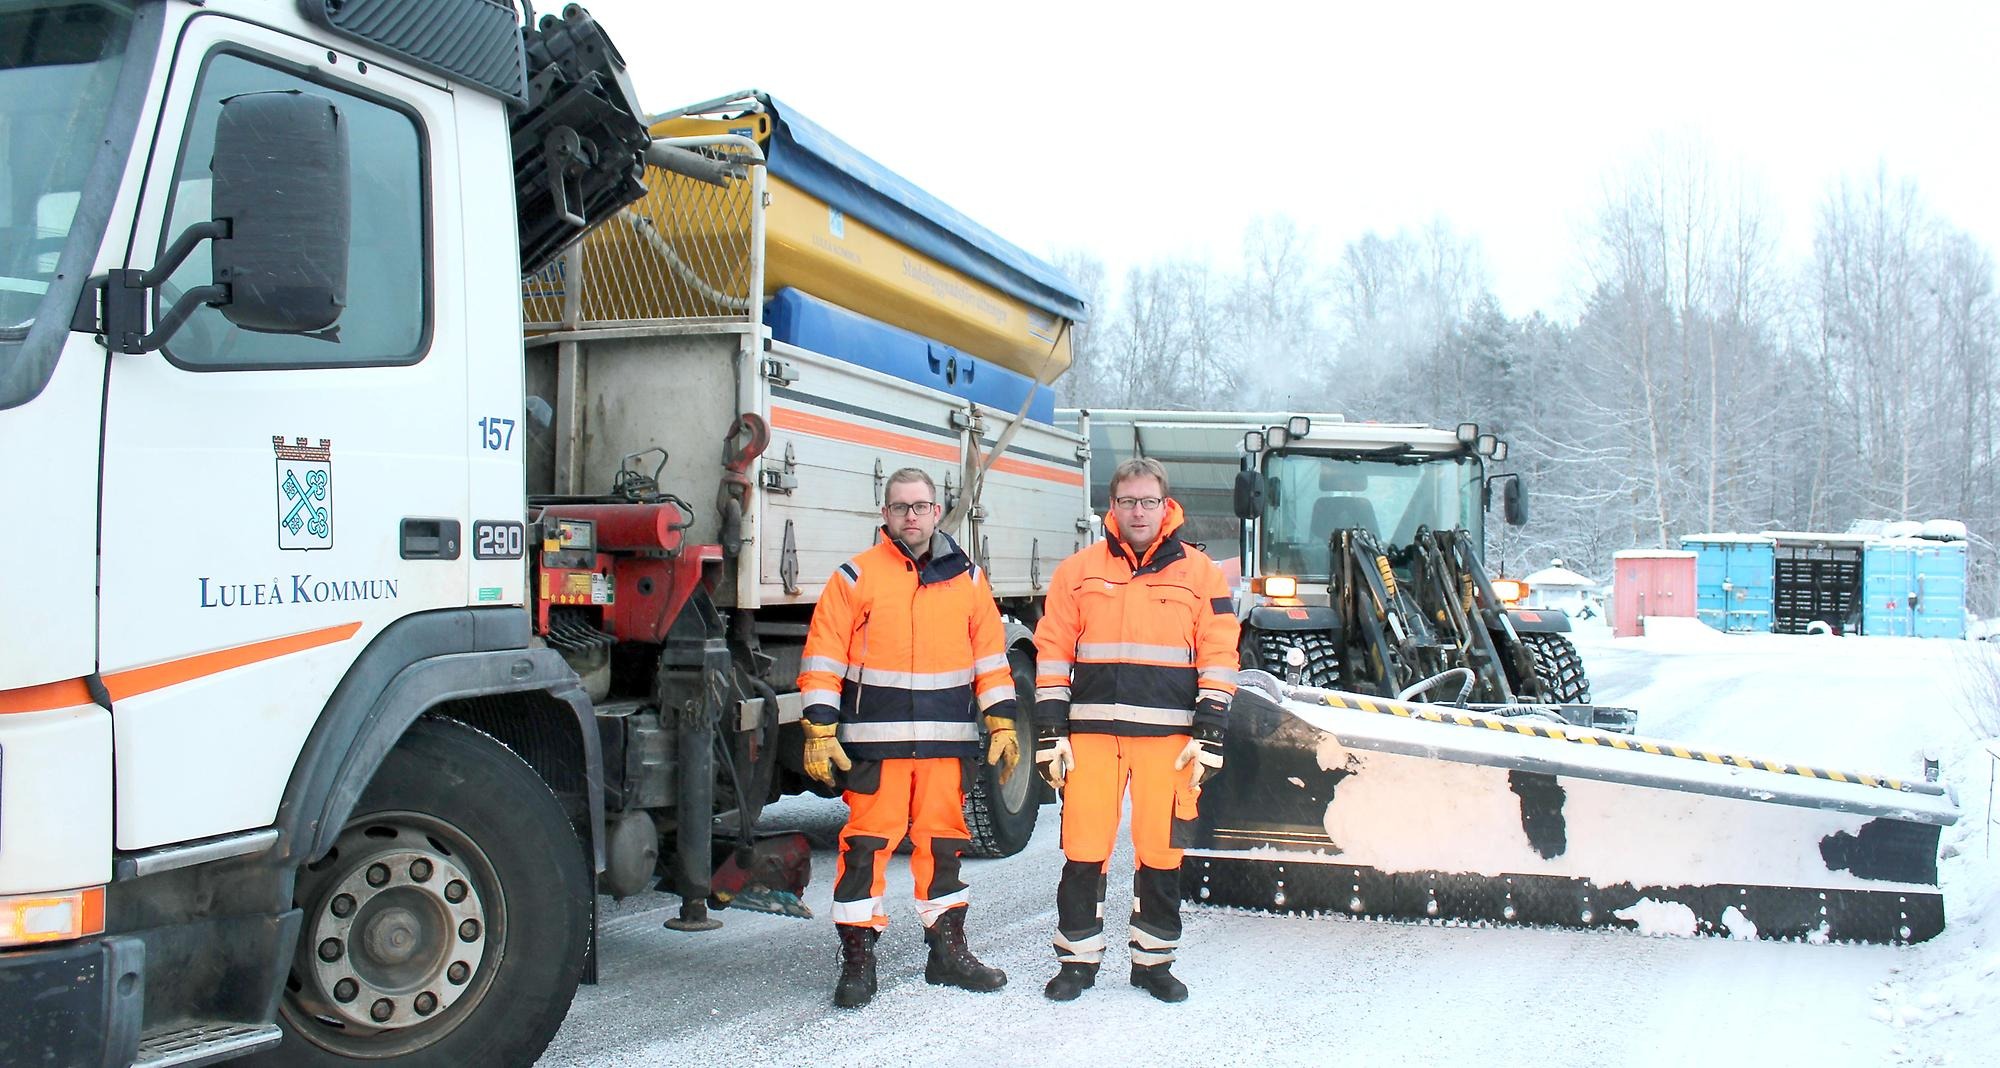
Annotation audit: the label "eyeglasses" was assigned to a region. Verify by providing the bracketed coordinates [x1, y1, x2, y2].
[886, 501, 938, 517]
[1112, 496, 1165, 512]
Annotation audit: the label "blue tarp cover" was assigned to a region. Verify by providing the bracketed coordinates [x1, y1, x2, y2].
[756, 94, 1089, 325]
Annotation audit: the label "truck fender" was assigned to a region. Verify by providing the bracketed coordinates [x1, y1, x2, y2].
[273, 609, 606, 873]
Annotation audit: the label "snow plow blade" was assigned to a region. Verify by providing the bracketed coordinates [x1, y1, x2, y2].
[1181, 671, 1958, 944]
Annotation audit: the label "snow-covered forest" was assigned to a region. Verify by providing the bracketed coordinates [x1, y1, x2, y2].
[1052, 143, 1999, 612]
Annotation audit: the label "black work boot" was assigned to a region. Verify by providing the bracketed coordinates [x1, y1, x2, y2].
[1043, 962, 1099, 1001]
[833, 925, 879, 1008]
[1130, 962, 1188, 1003]
[922, 907, 1007, 992]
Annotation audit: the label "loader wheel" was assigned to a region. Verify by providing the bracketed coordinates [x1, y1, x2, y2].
[1520, 633, 1591, 704]
[250, 717, 589, 1067]
[965, 646, 1040, 857]
[1253, 631, 1342, 689]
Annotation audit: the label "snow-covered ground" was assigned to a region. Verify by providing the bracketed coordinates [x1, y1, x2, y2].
[541, 625, 1999, 1067]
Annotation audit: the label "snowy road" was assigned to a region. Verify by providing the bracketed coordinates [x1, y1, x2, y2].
[541, 629, 1997, 1067]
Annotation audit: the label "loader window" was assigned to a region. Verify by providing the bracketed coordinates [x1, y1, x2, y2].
[155, 50, 427, 369]
[1260, 452, 1484, 577]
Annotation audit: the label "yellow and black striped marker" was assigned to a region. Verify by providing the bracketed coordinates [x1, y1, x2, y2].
[1306, 690, 1939, 795]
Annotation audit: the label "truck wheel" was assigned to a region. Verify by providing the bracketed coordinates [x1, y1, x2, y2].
[1521, 633, 1592, 704]
[964, 646, 1039, 858]
[248, 717, 589, 1067]
[1253, 631, 1342, 689]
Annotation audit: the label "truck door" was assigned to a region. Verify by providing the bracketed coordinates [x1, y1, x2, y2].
[95, 14, 467, 850]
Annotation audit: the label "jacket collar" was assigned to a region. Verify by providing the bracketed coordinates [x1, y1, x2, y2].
[879, 527, 974, 585]
[1103, 499, 1188, 576]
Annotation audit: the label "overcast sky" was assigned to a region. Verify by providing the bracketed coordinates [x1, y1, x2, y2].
[574, 0, 2000, 319]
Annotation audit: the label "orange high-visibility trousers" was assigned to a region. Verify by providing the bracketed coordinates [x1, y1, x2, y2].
[831, 757, 973, 930]
[1054, 733, 1199, 966]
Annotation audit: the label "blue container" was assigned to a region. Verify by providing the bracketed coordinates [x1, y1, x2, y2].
[764, 287, 1056, 423]
[1682, 536, 1775, 632]
[1863, 540, 1967, 638]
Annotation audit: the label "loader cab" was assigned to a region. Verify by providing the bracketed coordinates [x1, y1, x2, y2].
[1234, 419, 1517, 595]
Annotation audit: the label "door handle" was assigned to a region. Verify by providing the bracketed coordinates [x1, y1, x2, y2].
[400, 518, 462, 560]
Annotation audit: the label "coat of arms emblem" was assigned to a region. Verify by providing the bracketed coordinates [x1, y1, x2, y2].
[274, 436, 332, 550]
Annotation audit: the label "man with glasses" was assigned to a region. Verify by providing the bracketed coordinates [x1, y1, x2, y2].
[798, 467, 1021, 1008]
[1032, 457, 1240, 1003]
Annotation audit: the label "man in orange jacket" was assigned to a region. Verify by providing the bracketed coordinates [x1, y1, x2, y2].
[1033, 457, 1239, 1003]
[797, 467, 1021, 1009]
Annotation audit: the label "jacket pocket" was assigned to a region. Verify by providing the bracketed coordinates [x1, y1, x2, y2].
[844, 759, 883, 796]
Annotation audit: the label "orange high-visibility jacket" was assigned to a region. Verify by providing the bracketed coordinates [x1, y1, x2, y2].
[798, 530, 1016, 760]
[1034, 500, 1239, 737]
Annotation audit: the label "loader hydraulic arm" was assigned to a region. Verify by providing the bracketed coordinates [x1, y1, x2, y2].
[1437, 528, 1545, 701]
[1409, 528, 1516, 704]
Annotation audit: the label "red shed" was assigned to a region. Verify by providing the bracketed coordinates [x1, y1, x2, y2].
[1612, 550, 1697, 637]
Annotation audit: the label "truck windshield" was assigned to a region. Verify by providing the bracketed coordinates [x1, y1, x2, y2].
[1259, 451, 1484, 578]
[0, 1, 135, 344]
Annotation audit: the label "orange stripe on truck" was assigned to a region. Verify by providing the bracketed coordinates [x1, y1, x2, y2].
[768, 405, 1084, 487]
[0, 621, 362, 715]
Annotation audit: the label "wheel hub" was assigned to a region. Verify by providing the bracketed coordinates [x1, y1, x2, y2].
[299, 842, 489, 1033]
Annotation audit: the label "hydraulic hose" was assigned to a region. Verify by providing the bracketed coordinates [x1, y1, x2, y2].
[1398, 667, 1476, 707]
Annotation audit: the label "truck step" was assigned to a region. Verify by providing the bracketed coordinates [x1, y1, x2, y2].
[136, 1022, 283, 1068]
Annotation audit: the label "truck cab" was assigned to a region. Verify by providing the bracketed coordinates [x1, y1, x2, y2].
[1, 3, 644, 1064]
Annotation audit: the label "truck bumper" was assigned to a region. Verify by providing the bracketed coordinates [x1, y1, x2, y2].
[0, 936, 144, 1068]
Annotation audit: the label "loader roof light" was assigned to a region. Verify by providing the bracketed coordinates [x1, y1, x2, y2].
[1456, 422, 1479, 445]
[1475, 433, 1498, 458]
[1287, 416, 1312, 438]
[0, 886, 105, 947]
[1244, 430, 1267, 454]
[1491, 578, 1529, 605]
[1252, 575, 1299, 598]
[1267, 426, 1291, 448]
[1492, 440, 1509, 462]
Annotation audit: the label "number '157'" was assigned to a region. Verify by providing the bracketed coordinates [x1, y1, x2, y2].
[479, 417, 515, 451]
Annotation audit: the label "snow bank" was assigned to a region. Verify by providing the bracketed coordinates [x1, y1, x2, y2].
[1878, 737, 2000, 1066]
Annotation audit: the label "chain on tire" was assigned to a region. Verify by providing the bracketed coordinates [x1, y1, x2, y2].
[1256, 631, 1342, 689]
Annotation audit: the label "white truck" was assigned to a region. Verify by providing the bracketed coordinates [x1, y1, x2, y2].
[0, 4, 1088, 1065]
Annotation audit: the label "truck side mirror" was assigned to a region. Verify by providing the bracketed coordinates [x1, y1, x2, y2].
[211, 90, 351, 333]
[1233, 470, 1265, 520]
[1503, 477, 1528, 526]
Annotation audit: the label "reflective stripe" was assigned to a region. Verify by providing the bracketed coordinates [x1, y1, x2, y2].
[855, 666, 976, 689]
[1130, 946, 1175, 966]
[1069, 702, 1194, 728]
[1198, 687, 1234, 706]
[1054, 931, 1107, 963]
[1036, 660, 1072, 681]
[1197, 668, 1238, 687]
[916, 888, 971, 927]
[800, 656, 848, 676]
[1036, 685, 1072, 703]
[1076, 642, 1193, 665]
[802, 688, 841, 710]
[831, 897, 882, 925]
[976, 684, 1015, 711]
[841, 720, 981, 744]
[1128, 925, 1179, 951]
[973, 653, 1009, 676]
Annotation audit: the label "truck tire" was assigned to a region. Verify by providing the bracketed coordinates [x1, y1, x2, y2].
[964, 646, 1039, 858]
[1253, 630, 1342, 689]
[248, 717, 589, 1067]
[1520, 633, 1591, 704]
